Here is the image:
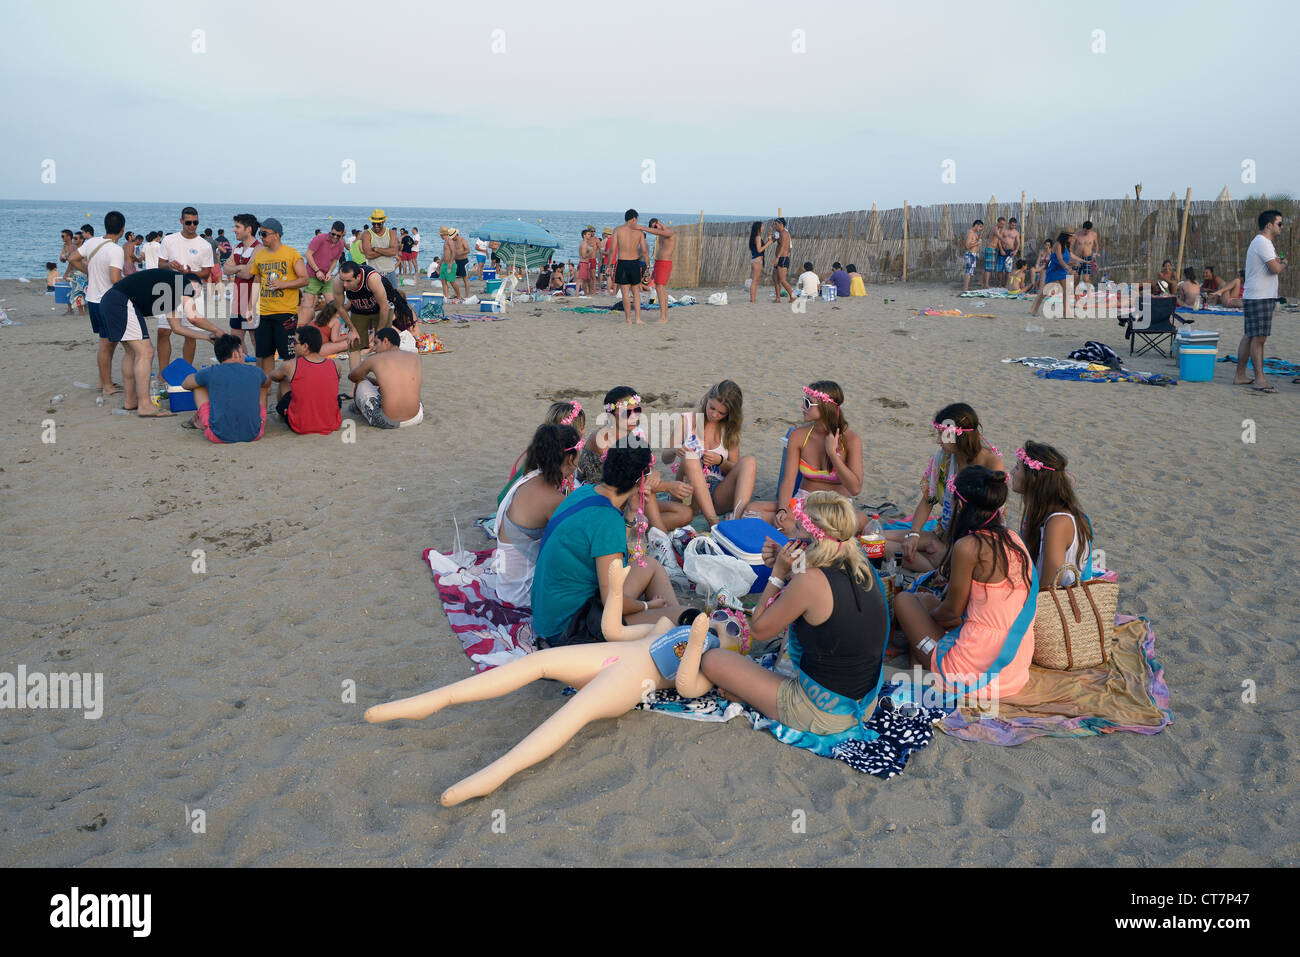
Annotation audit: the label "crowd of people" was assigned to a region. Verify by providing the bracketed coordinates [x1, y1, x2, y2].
[481, 380, 1100, 750]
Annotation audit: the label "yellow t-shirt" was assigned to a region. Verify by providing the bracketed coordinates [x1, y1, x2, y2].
[251, 244, 303, 317]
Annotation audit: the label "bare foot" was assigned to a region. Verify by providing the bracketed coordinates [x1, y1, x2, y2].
[1232, 377, 1254, 385]
[100, 387, 122, 397]
[135, 409, 174, 418]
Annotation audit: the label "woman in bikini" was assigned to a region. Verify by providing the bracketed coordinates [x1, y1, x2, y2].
[1011, 441, 1093, 589]
[574, 386, 692, 533]
[748, 221, 773, 303]
[885, 402, 1004, 573]
[486, 423, 582, 608]
[659, 380, 758, 527]
[893, 465, 1036, 703]
[749, 381, 863, 536]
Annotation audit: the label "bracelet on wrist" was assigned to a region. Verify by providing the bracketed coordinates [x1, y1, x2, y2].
[904, 532, 920, 539]
[767, 575, 786, 590]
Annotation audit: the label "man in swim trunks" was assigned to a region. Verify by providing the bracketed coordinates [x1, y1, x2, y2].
[612, 209, 650, 324]
[641, 218, 676, 323]
[346, 327, 424, 428]
[447, 228, 471, 300]
[1001, 217, 1021, 281]
[962, 220, 983, 291]
[600, 226, 615, 294]
[1071, 220, 1101, 283]
[771, 218, 795, 303]
[577, 228, 598, 296]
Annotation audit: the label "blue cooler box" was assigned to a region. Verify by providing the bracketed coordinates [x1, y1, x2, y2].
[54, 282, 71, 304]
[713, 518, 789, 593]
[484, 279, 503, 295]
[161, 358, 199, 412]
[480, 300, 501, 313]
[820, 284, 837, 302]
[1176, 330, 1218, 382]
[406, 294, 423, 314]
[483, 267, 497, 281]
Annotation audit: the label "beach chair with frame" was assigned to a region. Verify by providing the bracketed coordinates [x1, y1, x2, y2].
[1125, 294, 1178, 358]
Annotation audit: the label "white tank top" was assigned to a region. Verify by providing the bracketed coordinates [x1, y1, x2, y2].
[1036, 512, 1085, 586]
[367, 227, 397, 274]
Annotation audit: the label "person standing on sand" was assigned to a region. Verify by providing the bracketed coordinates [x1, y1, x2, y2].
[1235, 209, 1286, 393]
[612, 209, 649, 324]
[412, 227, 421, 275]
[67, 210, 126, 396]
[1071, 220, 1101, 284]
[1002, 217, 1021, 280]
[451, 228, 472, 300]
[600, 226, 615, 294]
[641, 218, 676, 322]
[347, 327, 425, 428]
[302, 220, 346, 328]
[228, 218, 308, 379]
[157, 207, 214, 371]
[228, 214, 261, 358]
[961, 220, 983, 291]
[772, 218, 795, 302]
[361, 209, 400, 284]
[578, 228, 598, 296]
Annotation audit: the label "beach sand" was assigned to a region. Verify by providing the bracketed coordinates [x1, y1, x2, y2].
[1, 276, 1296, 867]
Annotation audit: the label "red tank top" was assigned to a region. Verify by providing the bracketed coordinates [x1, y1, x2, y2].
[287, 357, 341, 434]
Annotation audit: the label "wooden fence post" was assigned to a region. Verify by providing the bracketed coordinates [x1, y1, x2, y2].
[902, 201, 909, 282]
[696, 210, 703, 287]
[1174, 187, 1192, 283]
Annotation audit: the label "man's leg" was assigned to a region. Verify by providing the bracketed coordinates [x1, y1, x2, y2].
[298, 292, 317, 328]
[182, 335, 197, 366]
[188, 385, 211, 429]
[96, 338, 120, 394]
[1234, 333, 1252, 384]
[655, 283, 668, 322]
[1250, 335, 1268, 387]
[126, 339, 167, 416]
[156, 327, 172, 373]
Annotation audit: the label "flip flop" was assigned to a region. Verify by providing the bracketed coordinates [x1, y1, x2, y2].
[180, 419, 199, 429]
[1250, 385, 1278, 394]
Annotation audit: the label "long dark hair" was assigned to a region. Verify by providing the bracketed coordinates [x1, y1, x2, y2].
[749, 221, 763, 246]
[1017, 441, 1091, 565]
[808, 379, 847, 438]
[391, 289, 415, 330]
[939, 465, 1031, 588]
[523, 424, 581, 489]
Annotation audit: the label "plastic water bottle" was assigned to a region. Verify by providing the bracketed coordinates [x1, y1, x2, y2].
[892, 551, 905, 590]
[861, 514, 886, 569]
[50, 394, 65, 405]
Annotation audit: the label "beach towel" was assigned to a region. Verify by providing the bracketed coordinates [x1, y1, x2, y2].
[421, 546, 943, 777]
[958, 288, 1034, 299]
[934, 616, 1172, 744]
[1219, 355, 1300, 376]
[1182, 307, 1245, 317]
[1037, 367, 1177, 386]
[449, 313, 509, 322]
[1067, 341, 1122, 365]
[915, 308, 995, 318]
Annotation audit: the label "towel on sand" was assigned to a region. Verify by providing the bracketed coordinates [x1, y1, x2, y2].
[958, 288, 1034, 299]
[1219, 355, 1300, 376]
[1003, 355, 1176, 386]
[937, 616, 1172, 744]
[421, 546, 943, 777]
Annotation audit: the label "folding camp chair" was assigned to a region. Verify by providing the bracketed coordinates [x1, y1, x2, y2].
[1125, 294, 1179, 358]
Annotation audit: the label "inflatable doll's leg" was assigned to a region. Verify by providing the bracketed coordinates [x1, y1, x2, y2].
[364, 645, 609, 724]
[673, 613, 716, 699]
[440, 664, 639, 807]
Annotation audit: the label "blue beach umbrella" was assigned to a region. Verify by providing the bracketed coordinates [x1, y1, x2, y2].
[475, 219, 560, 270]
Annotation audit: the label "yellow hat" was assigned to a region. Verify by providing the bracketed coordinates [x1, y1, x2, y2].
[602, 227, 613, 236]
[369, 209, 387, 222]
[446, 227, 459, 238]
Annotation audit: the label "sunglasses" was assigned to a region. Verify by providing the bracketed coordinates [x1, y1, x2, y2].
[709, 610, 744, 639]
[331, 232, 343, 238]
[620, 405, 643, 416]
[183, 220, 198, 226]
[802, 396, 816, 409]
[258, 230, 272, 237]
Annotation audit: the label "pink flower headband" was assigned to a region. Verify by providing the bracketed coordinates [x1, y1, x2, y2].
[787, 497, 826, 543]
[802, 386, 838, 407]
[560, 401, 582, 426]
[932, 420, 973, 435]
[605, 394, 641, 413]
[1016, 447, 1057, 471]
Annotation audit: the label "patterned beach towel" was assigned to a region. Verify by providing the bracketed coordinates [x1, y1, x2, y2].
[1219, 355, 1300, 376]
[958, 288, 1034, 299]
[421, 546, 943, 778]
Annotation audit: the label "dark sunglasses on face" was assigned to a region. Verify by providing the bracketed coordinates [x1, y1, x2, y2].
[183, 219, 198, 226]
[259, 230, 271, 237]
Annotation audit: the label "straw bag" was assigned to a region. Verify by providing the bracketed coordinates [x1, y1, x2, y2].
[1032, 563, 1118, 670]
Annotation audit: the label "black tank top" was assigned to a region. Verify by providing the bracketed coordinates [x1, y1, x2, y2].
[793, 566, 887, 700]
[344, 264, 395, 315]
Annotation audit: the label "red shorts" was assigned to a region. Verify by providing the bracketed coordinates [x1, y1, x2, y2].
[578, 261, 592, 280]
[652, 260, 672, 286]
[197, 402, 266, 444]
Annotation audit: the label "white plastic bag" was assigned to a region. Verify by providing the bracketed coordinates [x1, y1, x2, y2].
[649, 527, 691, 590]
[707, 291, 728, 306]
[462, 295, 479, 305]
[682, 535, 755, 596]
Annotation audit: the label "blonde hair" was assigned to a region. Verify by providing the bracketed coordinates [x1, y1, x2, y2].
[545, 401, 586, 433]
[699, 380, 743, 449]
[798, 491, 873, 588]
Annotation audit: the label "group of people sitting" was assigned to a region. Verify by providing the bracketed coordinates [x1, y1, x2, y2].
[484, 382, 1095, 738]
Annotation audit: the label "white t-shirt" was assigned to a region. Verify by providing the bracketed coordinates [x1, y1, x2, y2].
[142, 240, 162, 270]
[160, 232, 214, 320]
[80, 237, 125, 304]
[475, 239, 489, 256]
[797, 270, 820, 297]
[1244, 234, 1279, 300]
[411, 231, 420, 253]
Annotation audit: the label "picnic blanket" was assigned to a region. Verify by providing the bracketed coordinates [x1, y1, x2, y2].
[958, 288, 1034, 299]
[421, 546, 944, 778]
[935, 616, 1172, 744]
[449, 313, 509, 321]
[915, 308, 997, 318]
[1183, 307, 1245, 317]
[1002, 356, 1176, 386]
[1219, 355, 1300, 376]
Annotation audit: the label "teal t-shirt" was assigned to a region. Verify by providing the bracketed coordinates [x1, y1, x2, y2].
[530, 486, 628, 639]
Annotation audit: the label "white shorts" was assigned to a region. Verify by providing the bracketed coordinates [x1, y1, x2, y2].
[121, 301, 145, 342]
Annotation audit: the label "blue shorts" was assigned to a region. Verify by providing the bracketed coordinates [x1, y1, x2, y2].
[963, 251, 977, 276]
[999, 254, 1015, 273]
[87, 300, 104, 338]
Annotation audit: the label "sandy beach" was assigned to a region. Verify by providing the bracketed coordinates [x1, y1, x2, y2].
[1, 275, 1296, 867]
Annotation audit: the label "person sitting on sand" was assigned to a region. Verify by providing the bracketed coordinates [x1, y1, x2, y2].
[1201, 266, 1221, 299]
[1011, 441, 1093, 589]
[893, 466, 1036, 702]
[796, 261, 820, 298]
[749, 381, 864, 536]
[499, 400, 586, 505]
[486, 423, 583, 608]
[660, 380, 759, 527]
[1176, 267, 1201, 310]
[826, 261, 851, 298]
[1151, 259, 1176, 297]
[530, 444, 687, 646]
[573, 386, 692, 532]
[1207, 269, 1244, 308]
[307, 300, 352, 357]
[847, 263, 866, 296]
[1007, 259, 1029, 294]
[885, 403, 1004, 572]
[681, 491, 889, 736]
[346, 327, 424, 428]
[180, 333, 270, 443]
[269, 325, 342, 435]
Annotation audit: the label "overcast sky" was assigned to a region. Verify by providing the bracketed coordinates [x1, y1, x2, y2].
[2, 0, 1294, 216]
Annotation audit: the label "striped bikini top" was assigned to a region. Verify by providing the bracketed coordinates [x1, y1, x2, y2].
[798, 427, 840, 483]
